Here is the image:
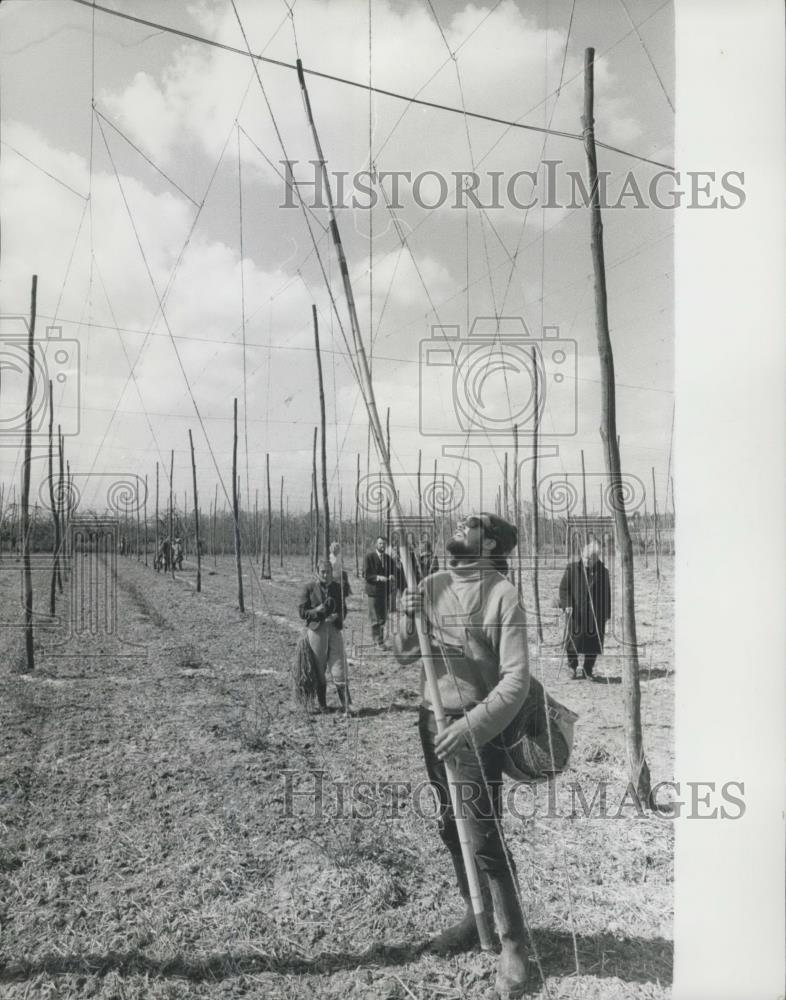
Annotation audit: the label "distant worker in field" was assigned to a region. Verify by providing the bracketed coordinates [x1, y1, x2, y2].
[385, 535, 406, 614]
[329, 541, 352, 605]
[363, 535, 397, 648]
[156, 537, 172, 572]
[173, 537, 184, 571]
[559, 539, 611, 680]
[393, 513, 531, 998]
[298, 558, 352, 712]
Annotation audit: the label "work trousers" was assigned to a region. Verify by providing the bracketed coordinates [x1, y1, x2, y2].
[367, 590, 388, 644]
[305, 621, 347, 685]
[418, 706, 515, 879]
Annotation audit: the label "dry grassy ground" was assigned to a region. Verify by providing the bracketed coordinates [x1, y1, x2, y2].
[0, 548, 673, 999]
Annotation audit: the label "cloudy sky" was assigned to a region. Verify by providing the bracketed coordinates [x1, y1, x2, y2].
[0, 0, 676, 522]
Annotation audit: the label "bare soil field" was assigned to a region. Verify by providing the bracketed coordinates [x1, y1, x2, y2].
[0, 550, 674, 999]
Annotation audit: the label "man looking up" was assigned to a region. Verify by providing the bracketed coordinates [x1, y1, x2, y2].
[393, 512, 531, 998]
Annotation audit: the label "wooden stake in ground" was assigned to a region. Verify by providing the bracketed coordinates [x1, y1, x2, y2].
[169, 450, 175, 578]
[144, 474, 148, 567]
[354, 453, 360, 577]
[189, 429, 202, 593]
[279, 476, 284, 569]
[530, 351, 543, 641]
[583, 46, 650, 801]
[47, 380, 61, 616]
[580, 447, 588, 550]
[650, 466, 661, 580]
[58, 431, 66, 581]
[265, 452, 272, 579]
[417, 448, 422, 522]
[512, 424, 520, 594]
[232, 399, 244, 612]
[20, 276, 37, 674]
[155, 462, 160, 571]
[312, 305, 331, 562]
[254, 489, 259, 567]
[296, 57, 493, 949]
[213, 483, 218, 568]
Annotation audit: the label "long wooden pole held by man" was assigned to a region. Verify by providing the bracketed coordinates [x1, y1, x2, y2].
[296, 58, 493, 949]
[313, 306, 331, 564]
[582, 47, 651, 801]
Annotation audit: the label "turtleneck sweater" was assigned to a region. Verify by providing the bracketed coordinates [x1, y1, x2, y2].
[393, 558, 531, 745]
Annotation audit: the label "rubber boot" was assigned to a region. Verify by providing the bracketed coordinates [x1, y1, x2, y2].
[316, 679, 328, 712]
[487, 870, 529, 998]
[427, 853, 492, 956]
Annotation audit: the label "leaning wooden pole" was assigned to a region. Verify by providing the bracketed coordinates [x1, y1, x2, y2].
[296, 58, 493, 950]
[312, 306, 331, 563]
[20, 276, 37, 674]
[530, 351, 543, 641]
[189, 429, 202, 593]
[582, 47, 650, 800]
[232, 399, 244, 611]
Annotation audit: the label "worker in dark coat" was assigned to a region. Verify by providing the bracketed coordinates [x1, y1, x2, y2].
[558, 540, 611, 680]
[364, 536, 397, 647]
[298, 559, 351, 711]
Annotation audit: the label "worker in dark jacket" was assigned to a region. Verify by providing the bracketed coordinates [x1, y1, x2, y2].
[298, 559, 351, 711]
[364, 536, 397, 647]
[558, 540, 611, 680]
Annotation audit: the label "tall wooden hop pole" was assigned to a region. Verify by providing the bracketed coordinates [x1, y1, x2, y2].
[279, 475, 284, 569]
[47, 380, 61, 616]
[265, 452, 273, 579]
[57, 431, 66, 579]
[155, 462, 160, 570]
[189, 429, 202, 593]
[530, 350, 543, 641]
[312, 305, 331, 563]
[354, 453, 361, 577]
[311, 427, 320, 569]
[143, 474, 149, 567]
[20, 276, 37, 673]
[296, 58, 493, 949]
[168, 450, 175, 578]
[232, 399, 244, 611]
[582, 47, 650, 801]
